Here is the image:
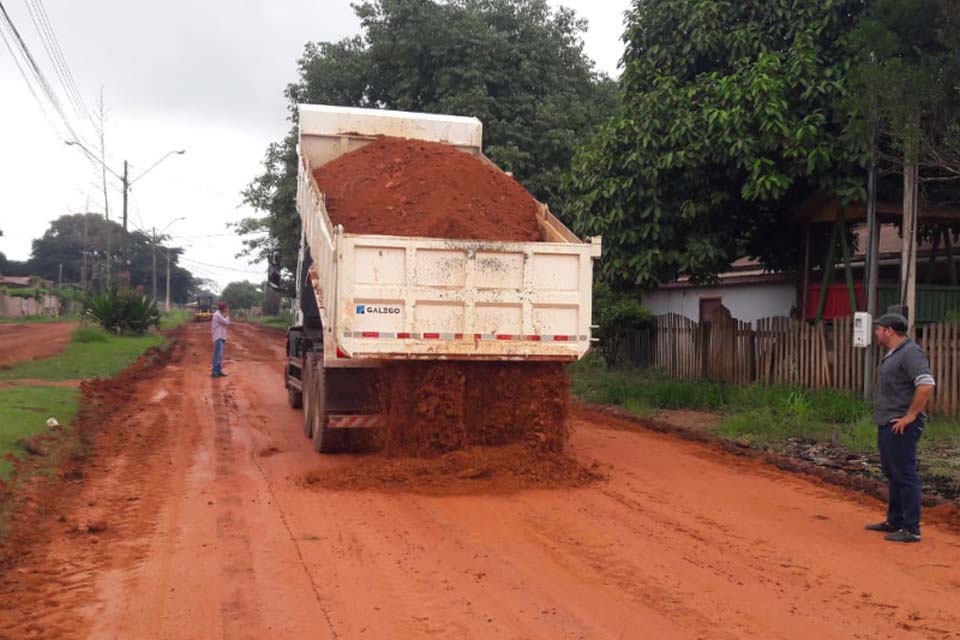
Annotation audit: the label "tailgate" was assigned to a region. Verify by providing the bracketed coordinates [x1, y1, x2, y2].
[335, 233, 601, 361]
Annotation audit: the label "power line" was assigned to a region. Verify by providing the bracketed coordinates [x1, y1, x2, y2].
[0, 14, 61, 137]
[22, 0, 89, 133]
[179, 256, 264, 276]
[0, 0, 76, 140]
[27, 0, 95, 130]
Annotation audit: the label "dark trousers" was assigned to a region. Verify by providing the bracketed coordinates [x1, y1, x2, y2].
[877, 421, 923, 534]
[212, 338, 225, 375]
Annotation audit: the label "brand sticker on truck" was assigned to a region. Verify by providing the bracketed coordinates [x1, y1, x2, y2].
[356, 304, 401, 315]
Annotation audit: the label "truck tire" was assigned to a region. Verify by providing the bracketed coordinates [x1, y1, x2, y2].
[310, 363, 348, 453]
[288, 386, 303, 409]
[302, 353, 320, 439]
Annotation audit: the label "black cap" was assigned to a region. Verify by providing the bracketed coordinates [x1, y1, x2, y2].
[875, 312, 908, 332]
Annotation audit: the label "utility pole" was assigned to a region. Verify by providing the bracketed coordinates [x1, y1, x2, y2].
[165, 248, 172, 312]
[122, 160, 129, 274]
[863, 128, 879, 400]
[98, 92, 112, 289]
[58, 264, 63, 289]
[152, 226, 158, 300]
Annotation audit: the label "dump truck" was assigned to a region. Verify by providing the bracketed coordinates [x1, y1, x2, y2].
[268, 104, 601, 453]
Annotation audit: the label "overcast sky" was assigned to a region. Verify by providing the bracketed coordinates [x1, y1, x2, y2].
[0, 0, 630, 291]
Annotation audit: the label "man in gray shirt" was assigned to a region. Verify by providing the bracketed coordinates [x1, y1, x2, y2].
[866, 313, 936, 543]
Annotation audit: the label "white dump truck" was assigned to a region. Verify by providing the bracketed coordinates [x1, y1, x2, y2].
[268, 104, 601, 452]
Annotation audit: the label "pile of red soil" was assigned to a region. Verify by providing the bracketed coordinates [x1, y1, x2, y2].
[377, 362, 569, 458]
[303, 442, 602, 495]
[313, 137, 543, 241]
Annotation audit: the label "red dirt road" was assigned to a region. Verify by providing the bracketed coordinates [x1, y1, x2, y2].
[0, 321, 77, 368]
[2, 323, 960, 639]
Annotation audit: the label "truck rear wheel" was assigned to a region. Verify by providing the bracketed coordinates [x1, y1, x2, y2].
[310, 363, 348, 453]
[288, 386, 303, 409]
[302, 353, 320, 439]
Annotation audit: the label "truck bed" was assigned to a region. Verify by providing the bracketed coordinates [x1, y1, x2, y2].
[296, 105, 601, 364]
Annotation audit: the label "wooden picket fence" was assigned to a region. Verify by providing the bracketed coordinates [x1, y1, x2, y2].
[630, 314, 960, 417]
[922, 321, 960, 416]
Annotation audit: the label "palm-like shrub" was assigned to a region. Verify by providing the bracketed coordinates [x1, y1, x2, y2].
[84, 291, 161, 335]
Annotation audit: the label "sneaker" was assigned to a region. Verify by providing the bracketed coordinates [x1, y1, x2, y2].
[884, 529, 921, 543]
[865, 521, 899, 533]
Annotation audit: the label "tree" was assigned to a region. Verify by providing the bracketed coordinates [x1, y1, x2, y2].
[237, 0, 615, 273]
[220, 281, 262, 310]
[564, 0, 866, 290]
[847, 0, 960, 201]
[26, 214, 195, 301]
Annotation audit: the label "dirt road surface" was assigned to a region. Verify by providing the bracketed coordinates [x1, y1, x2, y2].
[2, 322, 959, 640]
[0, 321, 77, 368]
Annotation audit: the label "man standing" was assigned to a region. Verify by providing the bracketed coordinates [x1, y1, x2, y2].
[866, 313, 935, 543]
[211, 302, 230, 378]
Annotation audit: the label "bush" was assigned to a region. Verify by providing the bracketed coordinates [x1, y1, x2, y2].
[84, 290, 161, 336]
[72, 327, 110, 343]
[593, 283, 653, 368]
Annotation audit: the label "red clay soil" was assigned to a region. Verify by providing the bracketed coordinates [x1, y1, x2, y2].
[313, 137, 543, 241]
[0, 321, 77, 368]
[3, 323, 960, 640]
[304, 442, 602, 495]
[377, 361, 569, 457]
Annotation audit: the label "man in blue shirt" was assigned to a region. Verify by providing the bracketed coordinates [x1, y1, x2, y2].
[865, 313, 935, 543]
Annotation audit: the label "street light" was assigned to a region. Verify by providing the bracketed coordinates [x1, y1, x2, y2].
[153, 216, 187, 310]
[65, 140, 186, 269]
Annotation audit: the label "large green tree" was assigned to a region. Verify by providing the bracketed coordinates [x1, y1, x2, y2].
[565, 0, 867, 290]
[26, 214, 196, 302]
[846, 0, 960, 205]
[220, 280, 263, 310]
[238, 0, 615, 273]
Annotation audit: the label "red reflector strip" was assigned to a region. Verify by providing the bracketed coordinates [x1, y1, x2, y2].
[361, 331, 379, 338]
[454, 333, 464, 340]
[496, 334, 514, 341]
[524, 335, 542, 342]
[336, 347, 349, 358]
[397, 332, 412, 339]
[423, 332, 440, 339]
[552, 335, 570, 342]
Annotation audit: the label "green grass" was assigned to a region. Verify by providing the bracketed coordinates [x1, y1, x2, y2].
[0, 327, 165, 381]
[569, 355, 960, 455]
[0, 386, 79, 479]
[159, 310, 193, 330]
[251, 312, 292, 329]
[0, 314, 79, 324]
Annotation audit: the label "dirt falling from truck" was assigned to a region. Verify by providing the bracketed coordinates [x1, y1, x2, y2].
[377, 361, 570, 457]
[313, 136, 543, 241]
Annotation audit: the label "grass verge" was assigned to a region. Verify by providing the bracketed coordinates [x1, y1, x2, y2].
[0, 386, 80, 480]
[569, 355, 960, 497]
[0, 327, 164, 381]
[250, 312, 292, 329]
[159, 310, 193, 330]
[0, 314, 79, 324]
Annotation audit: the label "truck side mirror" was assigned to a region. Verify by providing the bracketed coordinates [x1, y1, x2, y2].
[267, 263, 282, 291]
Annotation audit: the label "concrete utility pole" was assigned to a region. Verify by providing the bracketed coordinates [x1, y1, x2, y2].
[863, 137, 879, 400]
[58, 264, 63, 289]
[165, 248, 172, 312]
[122, 160, 129, 270]
[152, 226, 158, 300]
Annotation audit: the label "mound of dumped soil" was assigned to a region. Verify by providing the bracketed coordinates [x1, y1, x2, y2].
[303, 442, 602, 495]
[313, 137, 542, 241]
[377, 362, 569, 457]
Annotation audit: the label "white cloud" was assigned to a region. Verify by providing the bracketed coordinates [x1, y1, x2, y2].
[0, 0, 629, 289]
